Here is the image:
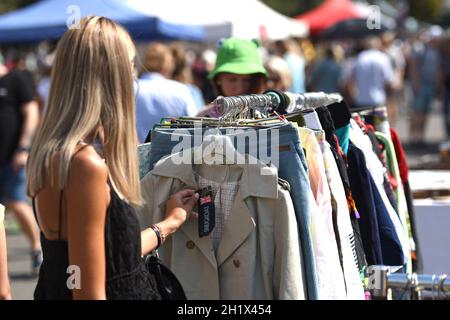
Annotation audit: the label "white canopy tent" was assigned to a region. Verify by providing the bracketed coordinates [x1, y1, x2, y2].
[124, 0, 308, 42]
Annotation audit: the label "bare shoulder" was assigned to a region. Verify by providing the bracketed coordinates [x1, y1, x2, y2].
[66, 146, 109, 196]
[70, 146, 108, 180]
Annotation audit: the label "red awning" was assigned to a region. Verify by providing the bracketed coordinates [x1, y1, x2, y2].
[296, 0, 363, 36]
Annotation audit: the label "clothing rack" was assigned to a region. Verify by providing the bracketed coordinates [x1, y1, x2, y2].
[367, 265, 450, 300]
[213, 91, 343, 118]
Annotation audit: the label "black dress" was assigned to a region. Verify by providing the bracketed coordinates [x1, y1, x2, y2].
[32, 188, 161, 300]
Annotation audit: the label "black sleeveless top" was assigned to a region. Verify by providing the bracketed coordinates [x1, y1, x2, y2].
[32, 184, 161, 300]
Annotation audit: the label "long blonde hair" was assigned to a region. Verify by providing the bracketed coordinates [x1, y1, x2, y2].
[27, 16, 142, 206]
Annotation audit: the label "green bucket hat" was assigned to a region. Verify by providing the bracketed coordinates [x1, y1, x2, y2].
[208, 38, 267, 79]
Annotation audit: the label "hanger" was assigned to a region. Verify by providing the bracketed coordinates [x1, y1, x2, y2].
[215, 91, 343, 117]
[192, 122, 244, 166]
[215, 94, 278, 121]
[154, 92, 343, 133]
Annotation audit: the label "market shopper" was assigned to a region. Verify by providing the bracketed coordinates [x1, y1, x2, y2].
[381, 31, 406, 126]
[408, 26, 444, 145]
[272, 39, 306, 94]
[343, 37, 395, 110]
[26, 16, 198, 300]
[308, 45, 343, 94]
[197, 37, 268, 117]
[0, 52, 42, 277]
[135, 42, 197, 143]
[264, 55, 292, 92]
[170, 42, 205, 111]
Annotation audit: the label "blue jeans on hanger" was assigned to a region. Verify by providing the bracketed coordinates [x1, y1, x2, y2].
[144, 123, 318, 299]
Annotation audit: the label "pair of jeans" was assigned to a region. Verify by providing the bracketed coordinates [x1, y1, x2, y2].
[145, 123, 318, 299]
[0, 163, 27, 203]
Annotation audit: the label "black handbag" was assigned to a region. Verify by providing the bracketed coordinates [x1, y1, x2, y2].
[144, 254, 187, 300]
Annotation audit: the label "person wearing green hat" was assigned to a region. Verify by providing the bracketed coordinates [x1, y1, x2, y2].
[197, 38, 268, 117]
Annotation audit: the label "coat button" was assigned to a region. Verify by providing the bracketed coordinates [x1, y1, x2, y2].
[233, 259, 240, 268]
[186, 240, 195, 249]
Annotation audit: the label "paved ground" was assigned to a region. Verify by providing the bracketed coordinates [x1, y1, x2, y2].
[5, 228, 37, 300]
[4, 93, 449, 300]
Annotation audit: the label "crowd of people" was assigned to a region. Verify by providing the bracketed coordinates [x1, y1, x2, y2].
[4, 23, 449, 143]
[0, 14, 449, 299]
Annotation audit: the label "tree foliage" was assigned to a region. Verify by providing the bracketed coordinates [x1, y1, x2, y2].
[408, 0, 444, 23]
[0, 0, 38, 14]
[261, 0, 323, 17]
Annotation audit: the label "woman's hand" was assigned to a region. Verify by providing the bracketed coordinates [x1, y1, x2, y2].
[141, 189, 198, 256]
[163, 189, 199, 233]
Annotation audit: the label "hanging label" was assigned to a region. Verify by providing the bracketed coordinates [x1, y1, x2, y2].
[197, 186, 215, 237]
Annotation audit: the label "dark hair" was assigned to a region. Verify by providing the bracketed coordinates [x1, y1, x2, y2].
[13, 51, 27, 64]
[273, 40, 288, 56]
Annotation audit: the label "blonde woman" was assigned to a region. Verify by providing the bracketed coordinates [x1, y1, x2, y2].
[264, 56, 292, 92]
[0, 204, 11, 300]
[26, 16, 198, 300]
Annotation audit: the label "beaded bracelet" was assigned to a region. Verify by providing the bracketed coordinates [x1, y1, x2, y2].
[156, 224, 167, 244]
[150, 224, 162, 249]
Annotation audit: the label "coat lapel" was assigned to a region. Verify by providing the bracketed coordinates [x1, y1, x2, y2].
[216, 189, 255, 267]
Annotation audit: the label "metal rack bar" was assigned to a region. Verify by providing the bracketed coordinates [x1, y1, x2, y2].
[213, 91, 343, 119]
[367, 265, 450, 300]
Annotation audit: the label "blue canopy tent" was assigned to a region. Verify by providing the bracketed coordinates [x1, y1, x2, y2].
[0, 0, 205, 43]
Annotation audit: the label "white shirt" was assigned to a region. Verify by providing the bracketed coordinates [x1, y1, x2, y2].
[351, 49, 394, 106]
[320, 138, 366, 300]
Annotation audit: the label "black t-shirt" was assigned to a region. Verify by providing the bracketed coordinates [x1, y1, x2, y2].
[0, 69, 35, 166]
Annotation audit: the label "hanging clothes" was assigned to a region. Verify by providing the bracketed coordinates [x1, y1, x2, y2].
[375, 131, 413, 274]
[317, 136, 365, 300]
[138, 152, 305, 300]
[347, 142, 383, 266]
[362, 122, 400, 215]
[316, 105, 368, 277]
[335, 124, 351, 155]
[143, 123, 319, 299]
[298, 126, 347, 300]
[316, 131, 345, 281]
[390, 128, 423, 273]
[303, 109, 323, 131]
[135, 90, 419, 301]
[327, 101, 352, 155]
[349, 119, 411, 266]
[347, 142, 405, 266]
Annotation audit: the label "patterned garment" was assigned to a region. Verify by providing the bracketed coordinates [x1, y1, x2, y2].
[315, 131, 366, 299]
[198, 175, 240, 253]
[138, 143, 152, 180]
